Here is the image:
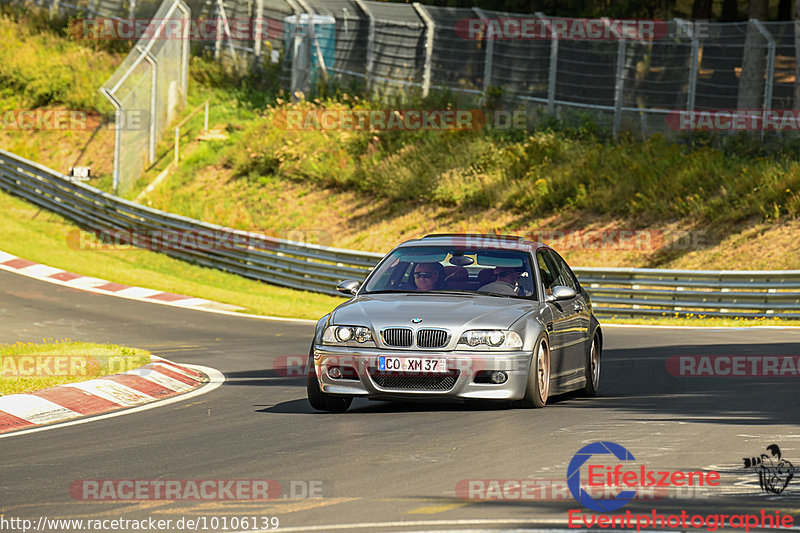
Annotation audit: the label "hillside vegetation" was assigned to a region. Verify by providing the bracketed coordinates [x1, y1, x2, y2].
[0, 11, 798, 272]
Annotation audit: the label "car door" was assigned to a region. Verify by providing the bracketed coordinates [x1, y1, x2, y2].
[543, 249, 588, 383]
[536, 250, 572, 384]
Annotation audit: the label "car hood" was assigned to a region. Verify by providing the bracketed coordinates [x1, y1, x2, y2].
[331, 293, 537, 331]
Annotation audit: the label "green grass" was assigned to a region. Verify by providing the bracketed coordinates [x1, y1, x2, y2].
[0, 189, 344, 320]
[0, 340, 151, 395]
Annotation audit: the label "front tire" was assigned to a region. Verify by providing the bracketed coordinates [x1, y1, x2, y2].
[306, 350, 352, 412]
[582, 333, 601, 397]
[521, 336, 550, 408]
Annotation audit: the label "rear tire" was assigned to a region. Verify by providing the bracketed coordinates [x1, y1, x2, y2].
[520, 336, 550, 408]
[582, 333, 601, 397]
[306, 350, 352, 412]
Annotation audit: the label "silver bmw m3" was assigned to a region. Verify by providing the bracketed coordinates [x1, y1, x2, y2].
[307, 234, 602, 412]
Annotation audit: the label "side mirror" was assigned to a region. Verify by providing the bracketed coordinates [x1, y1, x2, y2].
[546, 285, 576, 302]
[336, 280, 361, 296]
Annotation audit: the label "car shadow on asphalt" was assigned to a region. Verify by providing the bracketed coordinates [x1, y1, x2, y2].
[255, 391, 580, 415]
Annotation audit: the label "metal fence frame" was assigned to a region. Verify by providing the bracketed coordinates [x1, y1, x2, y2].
[100, 0, 190, 195]
[1, 148, 799, 319]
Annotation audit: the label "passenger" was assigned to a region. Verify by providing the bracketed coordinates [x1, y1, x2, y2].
[477, 266, 520, 295]
[412, 262, 446, 291]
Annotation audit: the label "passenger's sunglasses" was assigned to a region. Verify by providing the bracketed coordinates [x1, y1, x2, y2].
[413, 272, 434, 279]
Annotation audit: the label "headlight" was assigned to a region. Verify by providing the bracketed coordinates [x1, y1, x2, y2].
[459, 330, 523, 349]
[322, 325, 373, 345]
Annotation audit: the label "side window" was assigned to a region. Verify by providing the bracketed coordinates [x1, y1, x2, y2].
[537, 252, 558, 294]
[547, 250, 579, 292]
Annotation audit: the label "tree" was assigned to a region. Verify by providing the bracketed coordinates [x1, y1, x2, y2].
[737, 0, 769, 110]
[692, 0, 712, 20]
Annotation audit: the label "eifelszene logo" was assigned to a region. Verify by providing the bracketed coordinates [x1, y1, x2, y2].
[567, 441, 721, 512]
[743, 444, 795, 495]
[567, 441, 637, 512]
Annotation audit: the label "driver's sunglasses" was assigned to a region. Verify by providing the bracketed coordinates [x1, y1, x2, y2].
[413, 272, 434, 279]
[496, 271, 516, 279]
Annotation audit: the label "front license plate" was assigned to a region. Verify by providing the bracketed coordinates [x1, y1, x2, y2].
[378, 356, 447, 373]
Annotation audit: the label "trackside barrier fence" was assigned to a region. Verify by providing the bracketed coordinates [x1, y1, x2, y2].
[100, 0, 190, 196]
[1, 148, 799, 318]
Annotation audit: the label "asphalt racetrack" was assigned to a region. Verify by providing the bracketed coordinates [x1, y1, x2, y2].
[2, 268, 800, 532]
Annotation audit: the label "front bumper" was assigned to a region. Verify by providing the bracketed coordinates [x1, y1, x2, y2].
[313, 345, 532, 401]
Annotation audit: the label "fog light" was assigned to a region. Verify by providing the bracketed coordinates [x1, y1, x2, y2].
[329, 366, 343, 379]
[490, 371, 507, 384]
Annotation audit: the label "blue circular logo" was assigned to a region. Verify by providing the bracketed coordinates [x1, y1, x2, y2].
[567, 441, 637, 512]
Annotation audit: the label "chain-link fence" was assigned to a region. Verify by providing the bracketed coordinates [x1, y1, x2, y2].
[99, 0, 189, 195]
[209, 2, 798, 138]
[4, 0, 799, 141]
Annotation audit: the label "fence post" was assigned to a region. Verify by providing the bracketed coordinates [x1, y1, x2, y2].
[214, 0, 222, 60]
[128, 0, 136, 20]
[675, 18, 699, 111]
[177, 1, 190, 100]
[296, 0, 329, 84]
[100, 89, 122, 194]
[752, 20, 775, 112]
[354, 0, 375, 92]
[253, 0, 264, 68]
[472, 8, 493, 99]
[137, 45, 158, 164]
[536, 12, 558, 115]
[413, 3, 435, 98]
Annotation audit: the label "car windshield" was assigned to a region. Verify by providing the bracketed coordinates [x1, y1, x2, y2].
[362, 245, 536, 299]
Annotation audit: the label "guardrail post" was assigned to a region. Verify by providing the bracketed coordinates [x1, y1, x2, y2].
[413, 3, 435, 98]
[472, 8, 494, 100]
[354, 0, 375, 92]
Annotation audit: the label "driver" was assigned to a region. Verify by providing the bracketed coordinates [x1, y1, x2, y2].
[412, 262, 445, 291]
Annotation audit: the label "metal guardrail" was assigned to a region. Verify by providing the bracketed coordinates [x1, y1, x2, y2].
[572, 267, 800, 319]
[0, 148, 382, 297]
[1, 148, 799, 318]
